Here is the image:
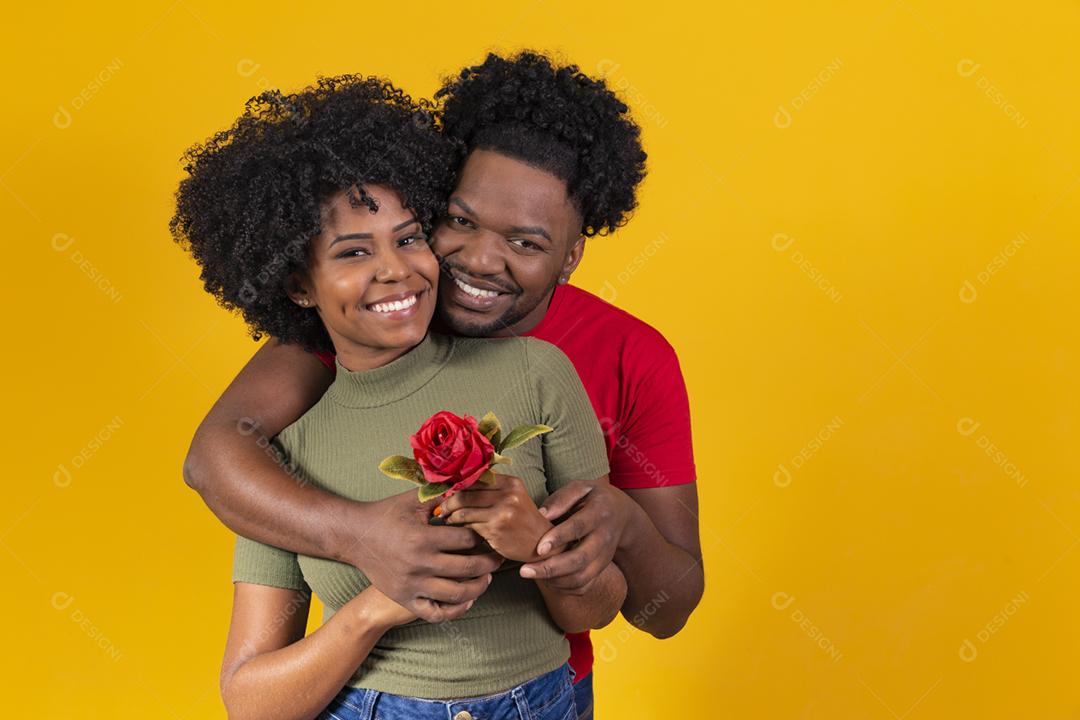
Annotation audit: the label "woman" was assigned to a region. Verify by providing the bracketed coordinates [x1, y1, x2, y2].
[171, 75, 626, 720]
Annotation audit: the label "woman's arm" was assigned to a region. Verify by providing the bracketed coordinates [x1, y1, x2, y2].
[438, 473, 626, 634]
[220, 583, 414, 720]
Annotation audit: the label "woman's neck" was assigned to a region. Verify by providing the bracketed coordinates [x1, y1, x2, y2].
[325, 332, 453, 409]
[334, 341, 417, 373]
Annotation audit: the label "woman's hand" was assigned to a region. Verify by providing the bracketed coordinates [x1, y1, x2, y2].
[356, 585, 419, 629]
[437, 473, 557, 563]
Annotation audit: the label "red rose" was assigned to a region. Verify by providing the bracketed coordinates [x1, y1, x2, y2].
[409, 411, 494, 495]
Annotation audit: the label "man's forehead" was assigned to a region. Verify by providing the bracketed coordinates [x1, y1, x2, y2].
[453, 153, 572, 222]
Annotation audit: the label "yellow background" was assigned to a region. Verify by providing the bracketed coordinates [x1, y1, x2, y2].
[3, 1, 1077, 717]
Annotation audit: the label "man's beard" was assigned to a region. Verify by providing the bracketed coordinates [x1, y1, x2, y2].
[436, 286, 550, 338]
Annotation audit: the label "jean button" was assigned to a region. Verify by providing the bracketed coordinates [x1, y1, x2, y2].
[453, 712, 473, 720]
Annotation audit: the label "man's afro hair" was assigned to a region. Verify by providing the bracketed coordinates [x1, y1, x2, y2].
[435, 50, 647, 238]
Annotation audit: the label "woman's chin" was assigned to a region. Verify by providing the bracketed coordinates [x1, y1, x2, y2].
[374, 320, 430, 351]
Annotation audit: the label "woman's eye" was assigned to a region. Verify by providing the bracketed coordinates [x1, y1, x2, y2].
[337, 247, 369, 259]
[449, 215, 473, 228]
[398, 234, 428, 247]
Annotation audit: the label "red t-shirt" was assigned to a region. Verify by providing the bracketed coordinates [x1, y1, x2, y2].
[314, 284, 696, 680]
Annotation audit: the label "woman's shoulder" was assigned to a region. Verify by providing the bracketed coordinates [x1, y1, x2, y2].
[447, 335, 570, 371]
[445, 336, 579, 405]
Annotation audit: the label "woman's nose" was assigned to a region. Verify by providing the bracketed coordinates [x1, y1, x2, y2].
[374, 249, 411, 283]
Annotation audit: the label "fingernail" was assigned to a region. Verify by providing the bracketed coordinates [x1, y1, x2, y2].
[433, 506, 443, 517]
[538, 507, 549, 518]
[538, 542, 551, 555]
[520, 566, 536, 578]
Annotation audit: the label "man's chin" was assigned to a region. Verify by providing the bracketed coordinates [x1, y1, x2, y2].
[437, 302, 521, 338]
[438, 304, 497, 337]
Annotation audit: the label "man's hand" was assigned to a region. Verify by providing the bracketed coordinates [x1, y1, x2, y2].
[345, 490, 502, 623]
[518, 479, 633, 595]
[438, 474, 555, 563]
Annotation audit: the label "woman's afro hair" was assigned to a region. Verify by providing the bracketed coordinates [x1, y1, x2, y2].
[170, 75, 460, 353]
[435, 50, 647, 238]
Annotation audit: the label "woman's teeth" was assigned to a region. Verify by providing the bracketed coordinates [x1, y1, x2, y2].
[454, 277, 500, 299]
[369, 293, 418, 313]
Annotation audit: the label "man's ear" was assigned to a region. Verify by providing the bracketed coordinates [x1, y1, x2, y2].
[559, 236, 586, 284]
[285, 271, 315, 308]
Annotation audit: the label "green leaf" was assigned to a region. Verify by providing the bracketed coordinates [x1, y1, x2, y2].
[378, 455, 426, 485]
[500, 424, 553, 451]
[476, 469, 497, 486]
[491, 451, 512, 465]
[478, 411, 502, 448]
[417, 481, 451, 503]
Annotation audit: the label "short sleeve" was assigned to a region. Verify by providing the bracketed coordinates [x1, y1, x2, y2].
[610, 338, 696, 490]
[526, 338, 610, 490]
[233, 535, 309, 591]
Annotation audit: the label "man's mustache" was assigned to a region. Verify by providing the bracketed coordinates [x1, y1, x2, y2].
[438, 261, 521, 295]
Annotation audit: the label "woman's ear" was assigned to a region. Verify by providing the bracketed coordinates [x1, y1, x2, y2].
[285, 271, 315, 308]
[558, 236, 586, 285]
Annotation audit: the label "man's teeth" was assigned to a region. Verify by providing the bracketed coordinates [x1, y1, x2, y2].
[369, 294, 418, 313]
[454, 277, 500, 298]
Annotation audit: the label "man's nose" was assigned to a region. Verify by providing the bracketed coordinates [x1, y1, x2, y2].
[454, 230, 504, 277]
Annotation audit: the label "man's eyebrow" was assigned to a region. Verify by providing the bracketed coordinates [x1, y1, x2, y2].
[449, 197, 476, 215]
[449, 197, 549, 241]
[507, 225, 551, 242]
[329, 218, 418, 246]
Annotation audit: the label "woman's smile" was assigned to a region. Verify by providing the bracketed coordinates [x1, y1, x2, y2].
[364, 287, 427, 318]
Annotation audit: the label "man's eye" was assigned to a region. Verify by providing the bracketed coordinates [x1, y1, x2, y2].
[511, 239, 540, 251]
[449, 216, 473, 228]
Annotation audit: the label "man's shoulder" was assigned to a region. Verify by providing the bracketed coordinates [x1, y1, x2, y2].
[556, 284, 678, 360]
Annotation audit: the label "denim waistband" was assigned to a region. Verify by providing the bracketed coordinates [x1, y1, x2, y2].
[319, 662, 574, 720]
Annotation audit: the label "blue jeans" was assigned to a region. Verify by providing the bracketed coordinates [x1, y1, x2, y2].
[318, 663, 575, 720]
[572, 672, 593, 720]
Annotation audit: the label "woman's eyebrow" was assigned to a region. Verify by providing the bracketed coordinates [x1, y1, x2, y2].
[330, 232, 372, 246]
[330, 218, 418, 246]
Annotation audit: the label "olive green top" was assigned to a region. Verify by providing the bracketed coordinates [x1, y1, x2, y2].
[232, 332, 610, 698]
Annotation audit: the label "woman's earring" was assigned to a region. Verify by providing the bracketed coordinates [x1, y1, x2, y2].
[299, 299, 309, 307]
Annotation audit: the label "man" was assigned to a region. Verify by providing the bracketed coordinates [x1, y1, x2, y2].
[184, 51, 703, 719]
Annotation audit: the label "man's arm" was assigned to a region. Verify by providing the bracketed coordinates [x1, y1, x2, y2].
[439, 473, 628, 634]
[521, 332, 703, 637]
[183, 339, 347, 558]
[536, 562, 627, 634]
[521, 480, 703, 638]
[184, 339, 501, 622]
[618, 484, 703, 636]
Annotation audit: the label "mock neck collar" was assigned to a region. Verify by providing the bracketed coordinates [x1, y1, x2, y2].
[326, 332, 454, 408]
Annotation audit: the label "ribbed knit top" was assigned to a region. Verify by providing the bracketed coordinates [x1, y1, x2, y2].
[232, 332, 610, 698]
